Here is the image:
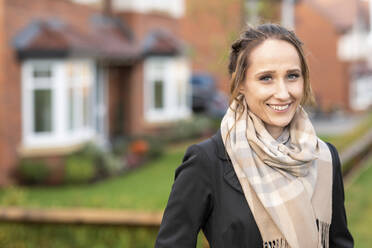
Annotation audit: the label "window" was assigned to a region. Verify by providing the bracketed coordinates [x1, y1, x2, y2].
[154, 80, 164, 109]
[113, 0, 184, 18]
[66, 62, 92, 131]
[22, 59, 95, 149]
[144, 57, 191, 122]
[32, 65, 53, 133]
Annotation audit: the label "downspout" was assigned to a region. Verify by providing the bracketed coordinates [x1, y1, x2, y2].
[103, 0, 113, 16]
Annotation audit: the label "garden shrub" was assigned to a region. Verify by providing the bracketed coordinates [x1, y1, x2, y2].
[18, 158, 50, 185]
[163, 114, 217, 143]
[146, 136, 165, 158]
[97, 152, 125, 176]
[0, 223, 159, 248]
[0, 223, 206, 248]
[111, 136, 130, 157]
[129, 139, 149, 156]
[64, 154, 96, 184]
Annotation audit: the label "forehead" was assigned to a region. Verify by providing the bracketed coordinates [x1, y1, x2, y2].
[248, 39, 301, 71]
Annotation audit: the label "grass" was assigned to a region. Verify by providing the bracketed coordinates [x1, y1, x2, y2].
[345, 155, 372, 247]
[0, 145, 190, 211]
[0, 112, 371, 247]
[0, 141, 206, 248]
[2, 111, 371, 210]
[319, 110, 372, 152]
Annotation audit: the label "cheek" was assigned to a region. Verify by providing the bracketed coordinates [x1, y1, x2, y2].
[243, 88, 271, 111]
[244, 83, 272, 101]
[289, 81, 304, 99]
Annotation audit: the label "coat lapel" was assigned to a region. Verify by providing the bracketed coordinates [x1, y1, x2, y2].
[212, 130, 244, 194]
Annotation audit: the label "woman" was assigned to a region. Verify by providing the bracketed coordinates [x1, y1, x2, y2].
[155, 23, 354, 248]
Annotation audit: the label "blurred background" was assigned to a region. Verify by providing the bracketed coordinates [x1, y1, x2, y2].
[0, 0, 371, 247]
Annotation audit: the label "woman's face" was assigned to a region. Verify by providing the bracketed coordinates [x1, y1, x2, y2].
[240, 39, 304, 138]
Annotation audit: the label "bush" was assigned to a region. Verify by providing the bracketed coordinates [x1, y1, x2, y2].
[163, 115, 217, 143]
[64, 154, 96, 184]
[146, 137, 165, 158]
[112, 135, 165, 160]
[97, 152, 125, 176]
[0, 223, 159, 248]
[111, 137, 130, 157]
[18, 158, 50, 185]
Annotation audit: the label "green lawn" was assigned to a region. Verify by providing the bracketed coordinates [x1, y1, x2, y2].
[0, 115, 371, 247]
[345, 156, 372, 247]
[0, 142, 206, 248]
[0, 145, 189, 211]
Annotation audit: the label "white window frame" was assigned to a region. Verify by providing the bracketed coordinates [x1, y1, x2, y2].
[22, 59, 96, 149]
[350, 75, 372, 111]
[144, 56, 191, 123]
[113, 0, 184, 18]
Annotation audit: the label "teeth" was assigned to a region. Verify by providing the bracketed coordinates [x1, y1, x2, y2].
[269, 104, 289, 111]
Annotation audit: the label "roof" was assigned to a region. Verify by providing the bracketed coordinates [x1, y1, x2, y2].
[12, 15, 185, 61]
[142, 30, 184, 56]
[13, 15, 141, 62]
[303, 0, 370, 32]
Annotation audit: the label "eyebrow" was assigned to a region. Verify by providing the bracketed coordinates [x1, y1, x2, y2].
[255, 68, 301, 76]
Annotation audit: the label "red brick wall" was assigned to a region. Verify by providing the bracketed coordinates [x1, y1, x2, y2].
[180, 0, 244, 93]
[119, 11, 181, 42]
[127, 63, 145, 134]
[0, 0, 11, 185]
[295, 2, 350, 111]
[115, 12, 181, 135]
[0, 0, 100, 185]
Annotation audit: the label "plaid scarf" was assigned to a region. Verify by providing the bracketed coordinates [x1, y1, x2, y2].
[220, 99, 333, 248]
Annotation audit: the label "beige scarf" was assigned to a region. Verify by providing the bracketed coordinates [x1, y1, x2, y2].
[220, 99, 333, 248]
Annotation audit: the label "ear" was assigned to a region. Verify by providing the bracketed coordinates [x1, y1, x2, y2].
[238, 84, 245, 94]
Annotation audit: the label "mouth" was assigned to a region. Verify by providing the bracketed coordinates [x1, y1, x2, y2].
[266, 103, 292, 112]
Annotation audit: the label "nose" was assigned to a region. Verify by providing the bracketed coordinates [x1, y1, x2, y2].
[274, 79, 290, 100]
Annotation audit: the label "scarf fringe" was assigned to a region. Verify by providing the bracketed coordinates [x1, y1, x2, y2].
[318, 219, 330, 248]
[263, 222, 330, 248]
[263, 238, 289, 248]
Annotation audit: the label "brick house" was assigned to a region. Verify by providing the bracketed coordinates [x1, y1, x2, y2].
[179, 0, 283, 93]
[295, 0, 371, 112]
[179, 0, 244, 93]
[0, 0, 191, 185]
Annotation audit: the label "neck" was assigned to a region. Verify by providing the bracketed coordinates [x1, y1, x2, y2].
[264, 124, 284, 139]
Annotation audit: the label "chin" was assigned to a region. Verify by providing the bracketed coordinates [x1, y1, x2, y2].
[270, 118, 292, 128]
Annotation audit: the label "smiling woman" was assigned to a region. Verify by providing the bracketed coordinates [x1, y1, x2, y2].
[155, 24, 354, 248]
[240, 39, 304, 139]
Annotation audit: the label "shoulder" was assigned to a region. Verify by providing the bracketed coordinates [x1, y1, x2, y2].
[324, 142, 342, 171]
[323, 141, 344, 191]
[175, 132, 221, 178]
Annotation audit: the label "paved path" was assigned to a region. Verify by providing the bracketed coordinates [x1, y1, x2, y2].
[311, 113, 366, 135]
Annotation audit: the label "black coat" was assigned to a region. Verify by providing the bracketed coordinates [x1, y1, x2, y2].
[155, 130, 354, 248]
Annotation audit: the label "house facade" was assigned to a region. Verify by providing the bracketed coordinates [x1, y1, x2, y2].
[295, 0, 371, 112]
[0, 0, 191, 185]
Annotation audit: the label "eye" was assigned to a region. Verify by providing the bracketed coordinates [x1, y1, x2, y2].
[259, 75, 272, 82]
[287, 73, 300, 81]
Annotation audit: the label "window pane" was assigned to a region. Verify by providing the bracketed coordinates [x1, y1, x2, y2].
[33, 89, 52, 133]
[33, 66, 52, 78]
[154, 80, 164, 109]
[82, 86, 91, 127]
[177, 80, 184, 107]
[68, 88, 75, 130]
[66, 61, 93, 131]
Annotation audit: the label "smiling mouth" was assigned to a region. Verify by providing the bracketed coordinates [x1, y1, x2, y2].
[267, 103, 292, 111]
